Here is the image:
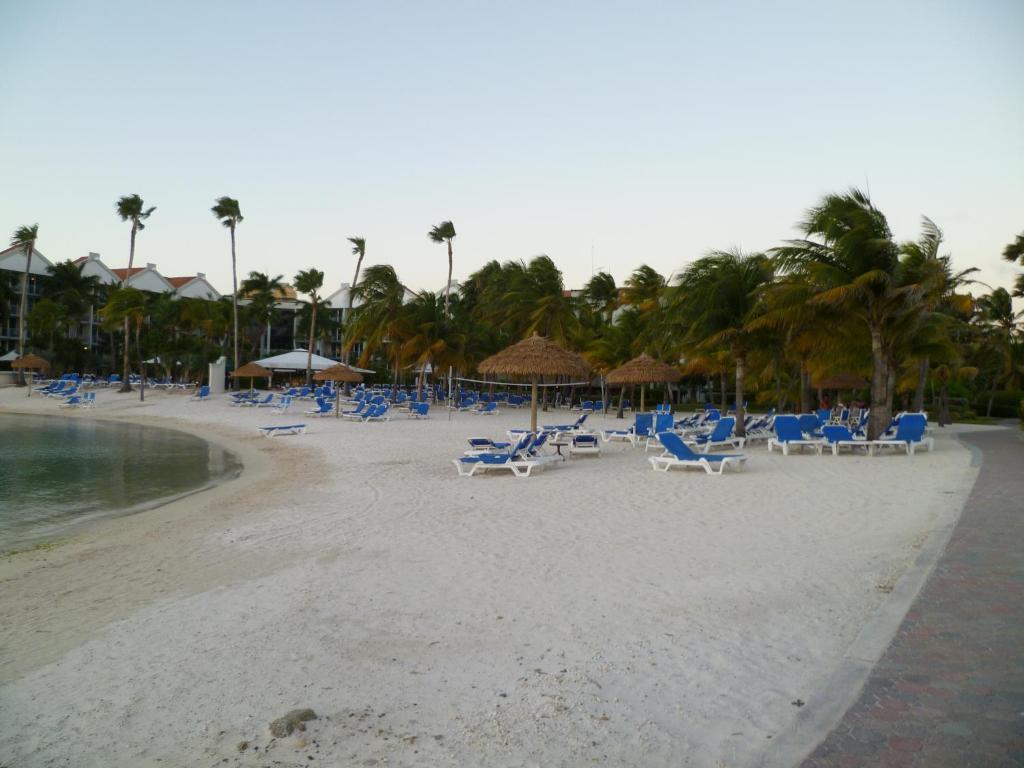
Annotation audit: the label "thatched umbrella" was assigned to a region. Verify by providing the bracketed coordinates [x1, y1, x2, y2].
[230, 361, 272, 393]
[478, 334, 591, 433]
[11, 353, 50, 397]
[314, 363, 364, 384]
[606, 353, 681, 412]
[315, 363, 365, 417]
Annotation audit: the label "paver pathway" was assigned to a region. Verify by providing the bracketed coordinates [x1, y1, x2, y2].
[801, 426, 1024, 767]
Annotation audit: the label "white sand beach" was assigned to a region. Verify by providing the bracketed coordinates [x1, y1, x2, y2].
[0, 389, 985, 767]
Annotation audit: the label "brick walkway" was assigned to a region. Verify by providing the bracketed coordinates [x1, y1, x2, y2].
[801, 427, 1024, 767]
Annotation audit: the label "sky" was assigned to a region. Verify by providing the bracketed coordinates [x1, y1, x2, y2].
[1, 0, 1022, 300]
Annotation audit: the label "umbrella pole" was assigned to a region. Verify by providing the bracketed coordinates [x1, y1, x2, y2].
[640, 383, 645, 412]
[530, 375, 538, 433]
[335, 378, 341, 418]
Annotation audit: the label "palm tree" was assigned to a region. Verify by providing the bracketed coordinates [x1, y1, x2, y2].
[294, 268, 325, 386]
[975, 287, 1023, 415]
[345, 264, 408, 378]
[428, 221, 456, 316]
[669, 250, 774, 436]
[116, 195, 156, 391]
[10, 224, 39, 384]
[582, 271, 619, 324]
[99, 287, 148, 397]
[346, 237, 366, 361]
[211, 196, 243, 378]
[898, 216, 977, 411]
[1003, 231, 1024, 297]
[239, 271, 284, 355]
[773, 189, 920, 439]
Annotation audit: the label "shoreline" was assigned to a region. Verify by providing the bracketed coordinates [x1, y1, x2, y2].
[0, 396, 318, 683]
[0, 409, 245, 554]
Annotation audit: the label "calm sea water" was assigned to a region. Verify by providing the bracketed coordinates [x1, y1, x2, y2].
[0, 414, 241, 550]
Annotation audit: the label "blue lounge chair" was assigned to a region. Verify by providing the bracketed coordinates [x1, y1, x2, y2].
[649, 432, 746, 474]
[821, 425, 872, 456]
[190, 385, 210, 401]
[408, 402, 430, 419]
[870, 413, 934, 455]
[685, 416, 746, 453]
[600, 412, 652, 445]
[767, 415, 824, 455]
[472, 401, 499, 416]
[59, 395, 82, 408]
[543, 413, 588, 433]
[304, 398, 333, 417]
[341, 401, 368, 417]
[643, 412, 676, 450]
[363, 403, 391, 422]
[258, 424, 307, 437]
[454, 433, 540, 477]
[568, 433, 601, 456]
[272, 395, 293, 413]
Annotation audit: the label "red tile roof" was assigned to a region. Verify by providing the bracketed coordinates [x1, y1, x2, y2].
[165, 276, 196, 288]
[110, 267, 145, 280]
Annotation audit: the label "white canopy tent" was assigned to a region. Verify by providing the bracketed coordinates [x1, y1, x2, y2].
[0, 349, 18, 363]
[253, 349, 374, 374]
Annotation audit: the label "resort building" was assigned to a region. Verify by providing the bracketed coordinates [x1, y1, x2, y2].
[0, 244, 53, 354]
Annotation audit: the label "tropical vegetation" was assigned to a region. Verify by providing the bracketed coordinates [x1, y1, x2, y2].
[5, 190, 1021, 422]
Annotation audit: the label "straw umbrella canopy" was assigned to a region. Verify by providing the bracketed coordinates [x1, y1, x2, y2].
[606, 353, 681, 412]
[314, 363, 365, 417]
[11, 353, 50, 397]
[11, 353, 50, 371]
[230, 361, 272, 393]
[477, 333, 591, 433]
[314, 363, 364, 384]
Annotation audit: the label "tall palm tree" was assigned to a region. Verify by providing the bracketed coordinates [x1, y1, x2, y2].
[211, 196, 243, 378]
[346, 237, 366, 361]
[294, 268, 325, 386]
[239, 271, 284, 355]
[669, 249, 774, 436]
[773, 189, 920, 439]
[10, 224, 39, 384]
[428, 221, 456, 316]
[116, 195, 156, 391]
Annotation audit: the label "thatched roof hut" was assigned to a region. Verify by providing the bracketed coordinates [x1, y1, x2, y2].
[230, 362, 272, 379]
[314, 364, 364, 383]
[10, 353, 50, 371]
[478, 334, 590, 432]
[606, 353, 681, 411]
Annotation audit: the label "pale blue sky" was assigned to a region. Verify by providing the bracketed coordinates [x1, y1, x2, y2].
[2, 0, 1022, 298]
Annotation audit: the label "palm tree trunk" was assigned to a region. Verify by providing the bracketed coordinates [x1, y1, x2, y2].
[719, 373, 727, 412]
[913, 357, 929, 412]
[16, 246, 32, 386]
[347, 255, 364, 364]
[734, 353, 746, 437]
[136, 318, 144, 402]
[616, 386, 625, 419]
[230, 224, 239, 389]
[799, 363, 810, 414]
[867, 325, 891, 440]
[444, 240, 453, 317]
[119, 226, 137, 392]
[306, 299, 317, 387]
